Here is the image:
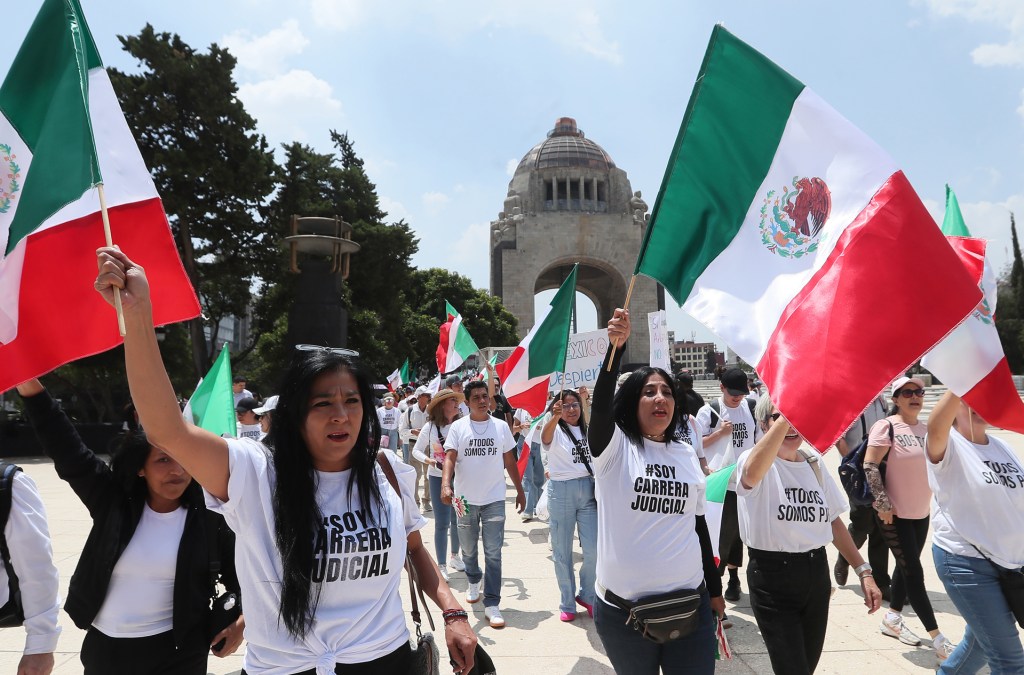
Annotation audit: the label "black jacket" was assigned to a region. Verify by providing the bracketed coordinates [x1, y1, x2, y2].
[21, 390, 239, 647]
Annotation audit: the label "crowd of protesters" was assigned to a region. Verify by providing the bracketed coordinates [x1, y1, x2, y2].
[1, 253, 1021, 675]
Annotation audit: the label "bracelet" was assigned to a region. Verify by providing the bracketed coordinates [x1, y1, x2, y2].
[442, 609, 468, 625]
[853, 562, 872, 578]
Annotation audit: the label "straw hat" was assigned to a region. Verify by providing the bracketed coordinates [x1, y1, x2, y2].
[427, 388, 465, 414]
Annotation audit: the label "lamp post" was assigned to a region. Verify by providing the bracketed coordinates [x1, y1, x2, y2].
[284, 215, 360, 348]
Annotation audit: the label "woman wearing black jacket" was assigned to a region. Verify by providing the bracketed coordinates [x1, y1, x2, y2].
[15, 378, 243, 675]
[588, 309, 724, 674]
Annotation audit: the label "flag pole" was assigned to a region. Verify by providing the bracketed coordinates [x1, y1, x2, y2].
[97, 183, 126, 336]
[605, 274, 638, 371]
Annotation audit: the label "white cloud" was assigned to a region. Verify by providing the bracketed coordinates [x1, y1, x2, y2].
[380, 197, 410, 223]
[222, 19, 310, 75]
[916, 0, 1024, 66]
[972, 40, 1024, 66]
[422, 191, 450, 215]
[506, 158, 519, 176]
[237, 69, 342, 144]
[310, 0, 370, 31]
[448, 222, 491, 282]
[1018, 89, 1024, 120]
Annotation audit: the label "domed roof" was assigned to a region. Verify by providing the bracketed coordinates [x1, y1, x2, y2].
[515, 117, 615, 173]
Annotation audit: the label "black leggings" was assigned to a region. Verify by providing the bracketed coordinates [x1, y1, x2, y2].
[81, 627, 208, 675]
[877, 514, 938, 631]
[242, 642, 412, 675]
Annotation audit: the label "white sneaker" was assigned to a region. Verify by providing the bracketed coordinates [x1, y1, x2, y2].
[466, 581, 481, 603]
[880, 613, 922, 646]
[449, 555, 466, 572]
[422, 500, 432, 512]
[934, 637, 956, 663]
[438, 564, 449, 582]
[484, 605, 505, 628]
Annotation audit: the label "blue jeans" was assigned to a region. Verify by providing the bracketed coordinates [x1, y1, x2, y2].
[522, 442, 546, 516]
[594, 589, 716, 674]
[457, 500, 506, 607]
[428, 474, 459, 563]
[934, 545, 1024, 674]
[548, 476, 597, 612]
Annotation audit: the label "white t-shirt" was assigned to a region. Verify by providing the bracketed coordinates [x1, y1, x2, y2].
[237, 422, 263, 441]
[678, 416, 705, 460]
[0, 472, 61, 655]
[205, 440, 425, 674]
[234, 389, 254, 406]
[696, 398, 758, 488]
[735, 449, 848, 552]
[444, 416, 516, 506]
[929, 428, 1024, 569]
[592, 425, 706, 602]
[93, 504, 186, 637]
[542, 418, 592, 481]
[412, 421, 450, 478]
[377, 406, 400, 431]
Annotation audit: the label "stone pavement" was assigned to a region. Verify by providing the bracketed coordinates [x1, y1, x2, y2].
[2, 429, 1022, 674]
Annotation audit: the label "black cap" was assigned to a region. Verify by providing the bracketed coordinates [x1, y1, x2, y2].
[236, 397, 259, 413]
[720, 368, 750, 396]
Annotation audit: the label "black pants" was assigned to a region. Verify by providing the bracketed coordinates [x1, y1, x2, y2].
[81, 626, 208, 675]
[717, 490, 744, 569]
[747, 547, 831, 675]
[242, 642, 412, 675]
[842, 503, 891, 587]
[877, 514, 938, 631]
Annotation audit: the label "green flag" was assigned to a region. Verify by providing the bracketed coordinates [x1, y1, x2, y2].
[185, 343, 235, 437]
[942, 185, 971, 237]
[706, 464, 737, 503]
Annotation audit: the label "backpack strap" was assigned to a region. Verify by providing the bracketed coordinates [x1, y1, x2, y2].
[709, 399, 721, 429]
[796, 447, 825, 489]
[746, 398, 758, 442]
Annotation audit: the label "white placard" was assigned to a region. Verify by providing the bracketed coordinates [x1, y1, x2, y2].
[549, 328, 610, 392]
[649, 310, 671, 371]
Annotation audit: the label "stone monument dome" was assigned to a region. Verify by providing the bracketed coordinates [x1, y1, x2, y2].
[491, 116, 662, 367]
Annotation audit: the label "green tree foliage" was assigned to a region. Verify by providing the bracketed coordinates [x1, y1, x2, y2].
[108, 25, 277, 376]
[996, 213, 1024, 373]
[404, 268, 519, 371]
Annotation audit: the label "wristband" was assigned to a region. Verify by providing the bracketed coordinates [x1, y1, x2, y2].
[442, 609, 469, 625]
[854, 563, 872, 578]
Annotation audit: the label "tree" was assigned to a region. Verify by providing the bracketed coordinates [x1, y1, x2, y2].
[704, 347, 717, 375]
[403, 268, 519, 371]
[108, 25, 278, 377]
[996, 212, 1024, 373]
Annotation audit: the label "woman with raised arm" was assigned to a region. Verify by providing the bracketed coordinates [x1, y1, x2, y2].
[587, 308, 723, 674]
[926, 391, 1024, 674]
[736, 395, 881, 674]
[93, 247, 476, 675]
[15, 378, 243, 675]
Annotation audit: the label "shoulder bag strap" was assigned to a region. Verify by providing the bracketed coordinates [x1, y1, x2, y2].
[796, 447, 825, 489]
[376, 452, 435, 632]
[558, 419, 593, 476]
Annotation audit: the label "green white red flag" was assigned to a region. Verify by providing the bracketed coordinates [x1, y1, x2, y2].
[705, 464, 736, 565]
[0, 0, 199, 393]
[921, 187, 1024, 433]
[436, 301, 480, 374]
[635, 26, 981, 450]
[496, 264, 577, 416]
[386, 358, 410, 392]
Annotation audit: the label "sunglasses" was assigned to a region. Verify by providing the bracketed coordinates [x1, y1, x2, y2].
[897, 388, 926, 398]
[561, 403, 581, 411]
[770, 412, 783, 421]
[295, 344, 360, 357]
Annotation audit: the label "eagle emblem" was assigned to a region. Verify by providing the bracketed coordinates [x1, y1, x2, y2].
[973, 282, 993, 326]
[759, 176, 831, 259]
[0, 143, 22, 216]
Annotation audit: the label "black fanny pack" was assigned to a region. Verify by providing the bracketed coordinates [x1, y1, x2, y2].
[603, 583, 704, 644]
[996, 566, 1024, 629]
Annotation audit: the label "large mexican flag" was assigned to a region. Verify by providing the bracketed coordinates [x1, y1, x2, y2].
[636, 26, 981, 450]
[0, 0, 198, 392]
[436, 301, 480, 374]
[921, 187, 1024, 433]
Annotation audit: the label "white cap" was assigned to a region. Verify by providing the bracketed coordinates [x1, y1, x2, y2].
[415, 386, 431, 398]
[890, 376, 925, 396]
[253, 395, 279, 415]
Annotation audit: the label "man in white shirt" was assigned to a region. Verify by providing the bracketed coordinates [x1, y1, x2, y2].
[0, 464, 61, 675]
[399, 387, 432, 509]
[235, 397, 263, 441]
[231, 376, 253, 407]
[696, 367, 759, 603]
[441, 380, 525, 629]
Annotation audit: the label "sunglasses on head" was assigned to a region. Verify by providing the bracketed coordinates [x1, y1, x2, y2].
[295, 344, 360, 357]
[897, 388, 926, 398]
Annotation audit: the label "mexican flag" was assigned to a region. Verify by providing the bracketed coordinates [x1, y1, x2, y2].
[436, 301, 480, 374]
[0, 0, 199, 392]
[705, 464, 736, 565]
[386, 358, 410, 392]
[921, 187, 1024, 433]
[182, 342, 235, 437]
[636, 26, 981, 450]
[495, 265, 576, 416]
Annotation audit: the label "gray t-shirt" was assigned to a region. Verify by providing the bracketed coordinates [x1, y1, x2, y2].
[841, 394, 888, 450]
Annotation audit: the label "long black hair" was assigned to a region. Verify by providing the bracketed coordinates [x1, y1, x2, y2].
[266, 349, 383, 640]
[612, 367, 685, 446]
[108, 431, 203, 505]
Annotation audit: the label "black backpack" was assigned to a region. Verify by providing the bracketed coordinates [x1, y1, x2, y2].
[837, 419, 892, 507]
[0, 462, 24, 627]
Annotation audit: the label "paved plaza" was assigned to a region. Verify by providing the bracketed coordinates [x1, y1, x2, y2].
[1, 420, 1021, 673]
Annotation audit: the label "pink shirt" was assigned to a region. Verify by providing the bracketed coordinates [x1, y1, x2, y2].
[868, 416, 931, 519]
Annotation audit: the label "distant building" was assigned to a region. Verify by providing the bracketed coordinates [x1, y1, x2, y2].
[670, 335, 722, 373]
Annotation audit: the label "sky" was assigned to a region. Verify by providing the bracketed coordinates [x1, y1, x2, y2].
[5, 0, 1024, 350]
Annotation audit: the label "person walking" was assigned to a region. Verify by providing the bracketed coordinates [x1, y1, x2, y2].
[16, 378, 243, 675]
[539, 389, 597, 622]
[588, 308, 723, 674]
[411, 388, 466, 580]
[93, 247, 477, 674]
[865, 376, 955, 661]
[738, 395, 881, 674]
[927, 391, 1024, 673]
[441, 380, 525, 628]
